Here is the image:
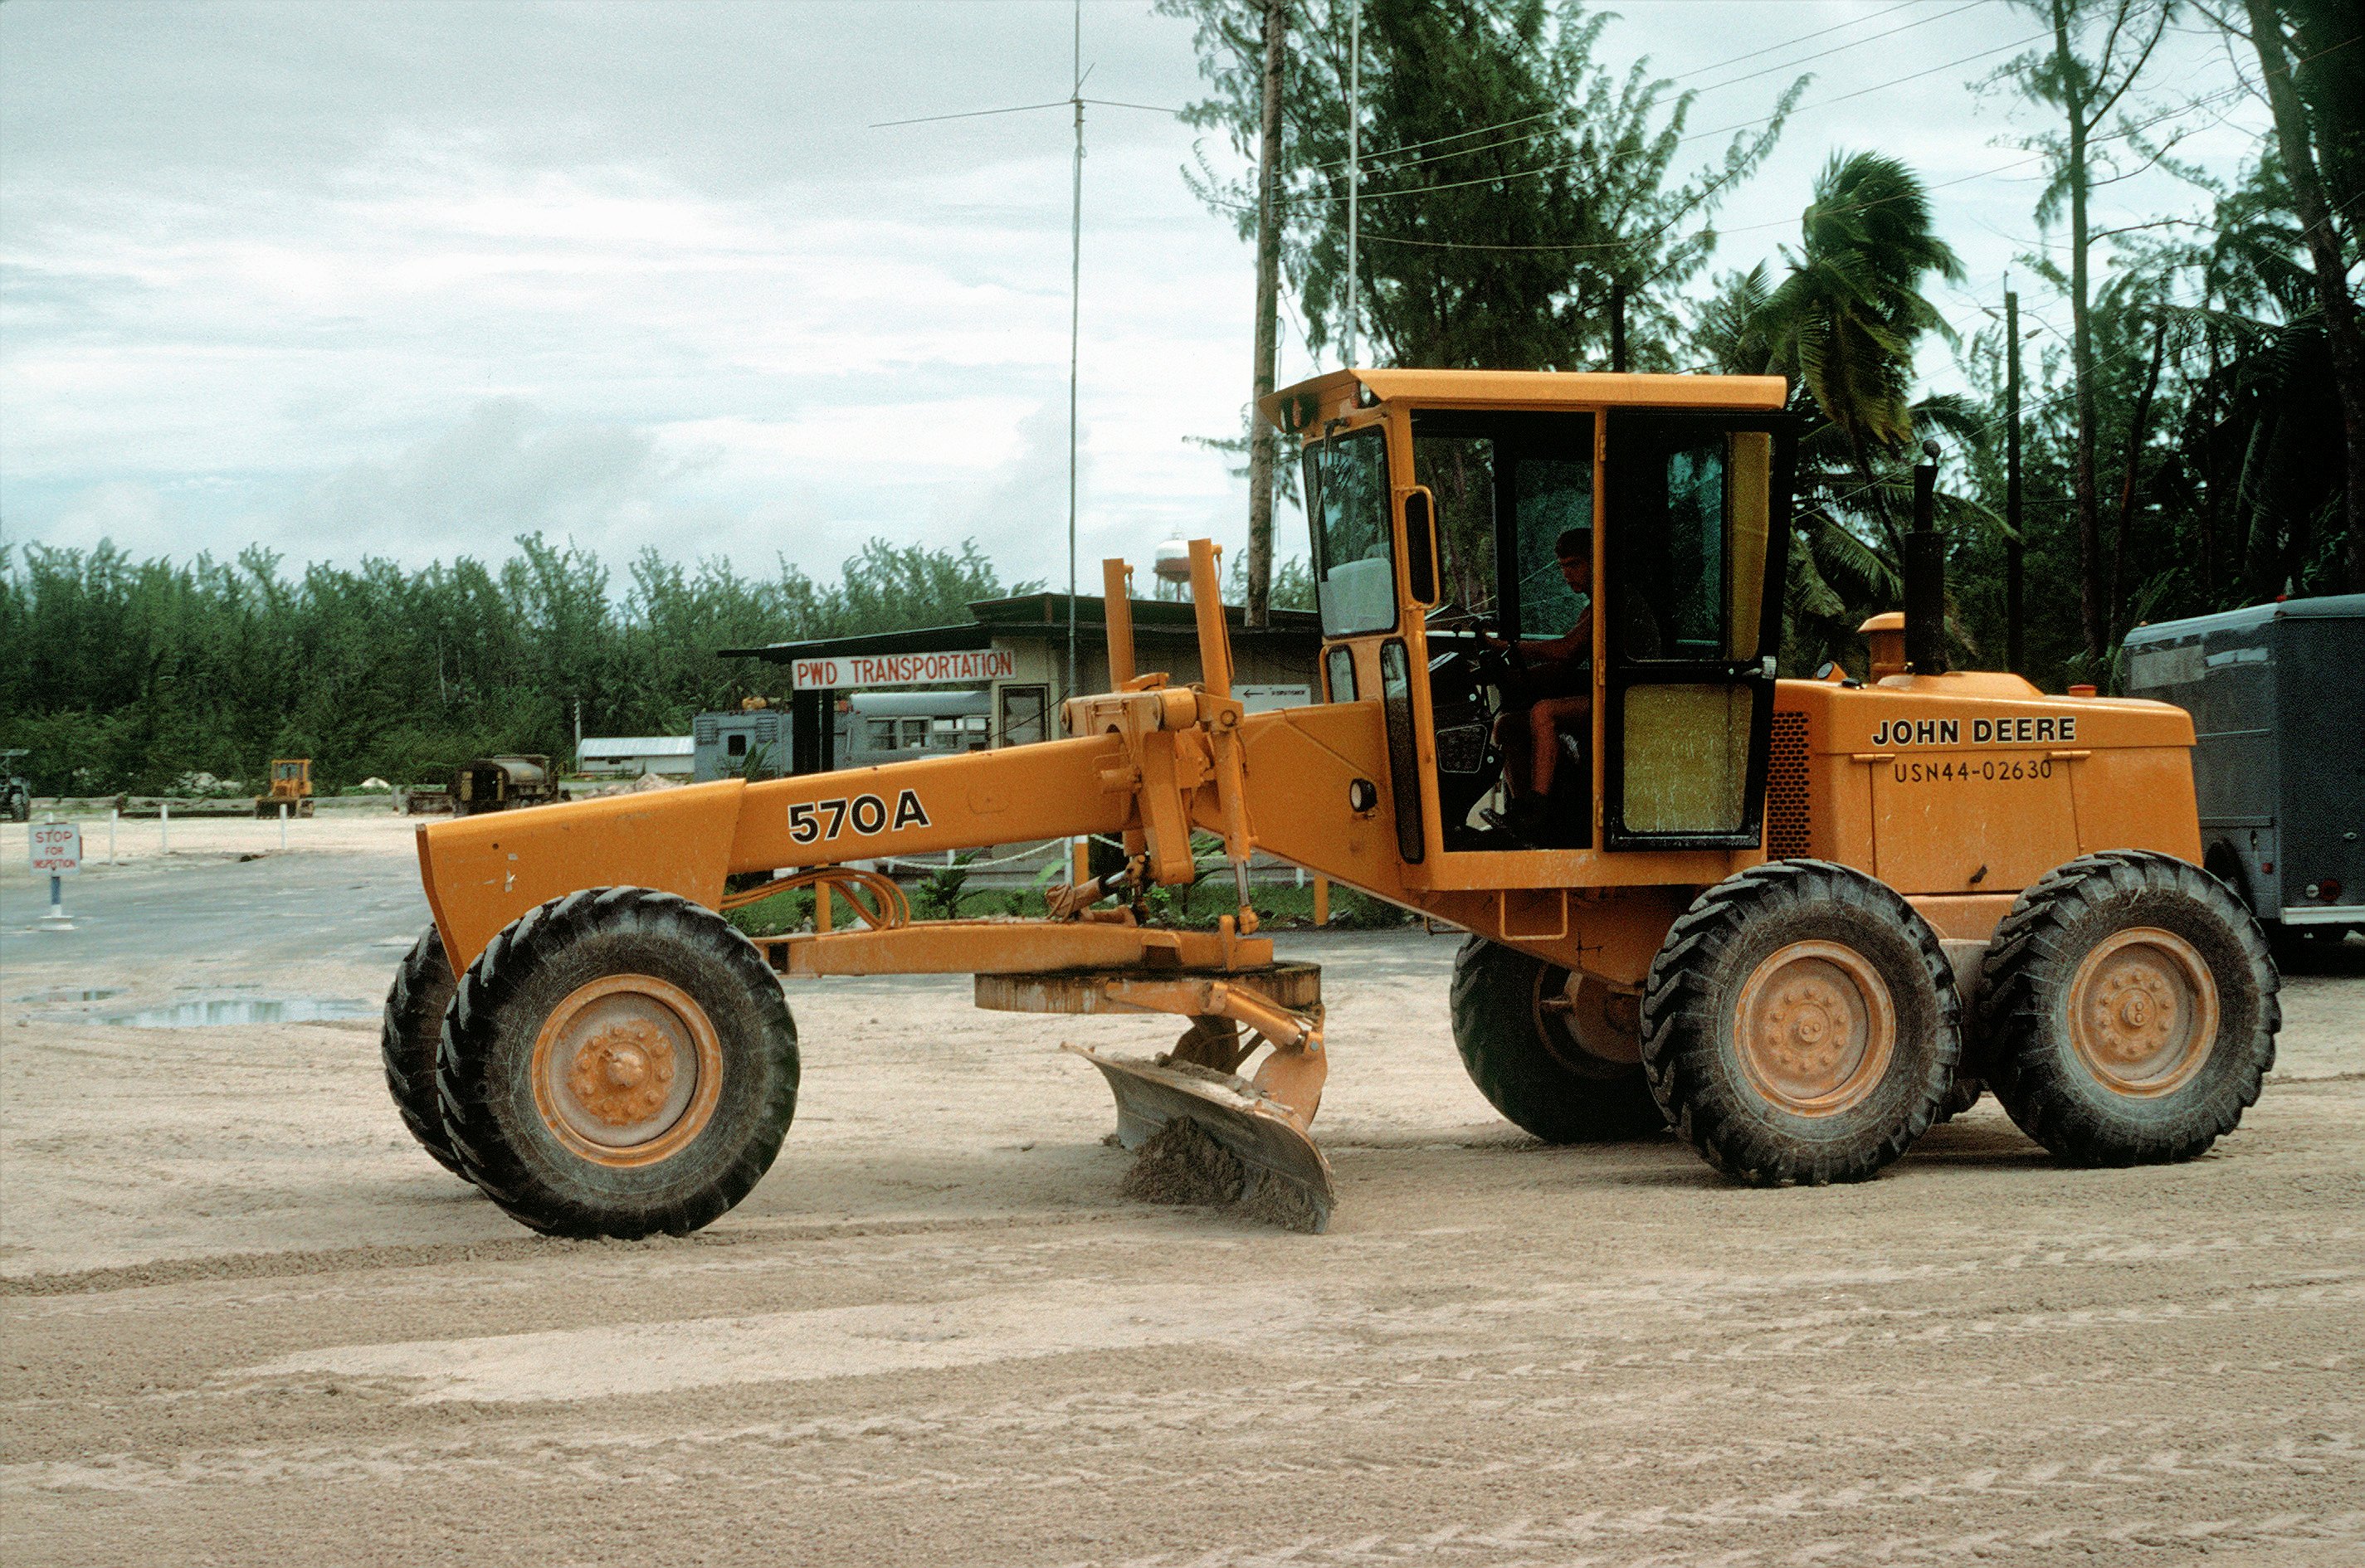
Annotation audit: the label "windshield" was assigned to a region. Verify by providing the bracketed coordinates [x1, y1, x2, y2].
[1303, 426, 1396, 637]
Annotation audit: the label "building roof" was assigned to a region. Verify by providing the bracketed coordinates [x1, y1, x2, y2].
[580, 736, 695, 757]
[719, 593, 1321, 665]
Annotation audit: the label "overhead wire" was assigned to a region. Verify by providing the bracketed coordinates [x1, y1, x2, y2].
[1303, 0, 1992, 175]
[1272, 27, 2057, 212]
[1353, 57, 2301, 255]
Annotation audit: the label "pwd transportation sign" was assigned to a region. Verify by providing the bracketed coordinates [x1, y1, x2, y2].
[28, 822, 80, 876]
[790, 649, 1017, 691]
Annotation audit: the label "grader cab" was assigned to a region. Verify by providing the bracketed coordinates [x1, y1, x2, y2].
[383, 368, 2277, 1238]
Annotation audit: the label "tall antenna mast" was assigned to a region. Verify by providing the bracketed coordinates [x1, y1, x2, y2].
[870, 11, 1180, 707]
[1068, 0, 1083, 699]
[1344, 0, 1359, 369]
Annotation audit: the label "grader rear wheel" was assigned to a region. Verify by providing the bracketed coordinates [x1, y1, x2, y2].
[1639, 859, 1960, 1185]
[1979, 850, 2277, 1165]
[1450, 937, 1666, 1142]
[437, 888, 799, 1238]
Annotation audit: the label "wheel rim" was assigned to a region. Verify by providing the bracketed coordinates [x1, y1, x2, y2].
[1732, 940, 1897, 1117]
[2067, 926, 2217, 1097]
[530, 973, 724, 1166]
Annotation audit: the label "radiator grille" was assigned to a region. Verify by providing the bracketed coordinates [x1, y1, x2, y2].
[1766, 710, 1812, 858]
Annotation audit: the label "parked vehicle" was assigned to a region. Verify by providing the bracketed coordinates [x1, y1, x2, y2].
[2125, 594, 2363, 951]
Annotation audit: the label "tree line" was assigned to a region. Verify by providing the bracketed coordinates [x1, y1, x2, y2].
[1168, 0, 2360, 679]
[0, 538, 1022, 795]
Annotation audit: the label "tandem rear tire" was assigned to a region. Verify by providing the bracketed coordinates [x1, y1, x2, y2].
[437, 888, 800, 1239]
[381, 923, 466, 1176]
[1450, 937, 1666, 1142]
[1978, 850, 2278, 1166]
[1639, 859, 1961, 1186]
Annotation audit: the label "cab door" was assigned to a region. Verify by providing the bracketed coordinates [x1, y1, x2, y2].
[1602, 414, 1792, 851]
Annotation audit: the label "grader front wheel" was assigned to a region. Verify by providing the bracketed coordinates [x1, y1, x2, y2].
[1639, 860, 1962, 1186]
[436, 889, 800, 1238]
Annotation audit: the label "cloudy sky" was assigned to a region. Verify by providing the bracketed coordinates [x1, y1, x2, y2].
[2, 0, 2270, 588]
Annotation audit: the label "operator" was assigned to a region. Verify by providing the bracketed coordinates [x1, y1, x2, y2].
[1484, 526, 1593, 840]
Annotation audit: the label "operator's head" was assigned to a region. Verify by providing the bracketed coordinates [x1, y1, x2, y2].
[1555, 527, 1593, 594]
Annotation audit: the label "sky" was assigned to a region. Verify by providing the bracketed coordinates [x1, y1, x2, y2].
[0, 0, 2273, 591]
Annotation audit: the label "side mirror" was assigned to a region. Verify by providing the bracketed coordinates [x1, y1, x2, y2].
[1402, 486, 1440, 608]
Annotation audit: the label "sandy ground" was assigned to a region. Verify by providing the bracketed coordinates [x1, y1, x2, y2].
[2, 832, 2360, 1566]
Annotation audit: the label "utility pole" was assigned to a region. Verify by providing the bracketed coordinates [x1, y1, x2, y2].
[1245, 0, 1285, 630]
[1066, 0, 1084, 698]
[1609, 280, 1628, 373]
[1343, 0, 1359, 369]
[2005, 285, 2024, 674]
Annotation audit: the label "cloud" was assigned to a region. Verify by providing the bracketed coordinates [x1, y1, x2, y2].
[0, 0, 2271, 587]
[945, 398, 1086, 586]
[283, 400, 695, 561]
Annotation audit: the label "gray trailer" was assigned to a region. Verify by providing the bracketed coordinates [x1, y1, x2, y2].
[693, 708, 788, 783]
[2124, 594, 2363, 948]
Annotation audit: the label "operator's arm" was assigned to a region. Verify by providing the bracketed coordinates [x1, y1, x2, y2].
[1489, 606, 1592, 666]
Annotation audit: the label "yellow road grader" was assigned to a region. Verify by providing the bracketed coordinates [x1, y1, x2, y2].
[382, 369, 2277, 1234]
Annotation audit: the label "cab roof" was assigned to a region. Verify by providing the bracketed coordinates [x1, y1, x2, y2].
[1258, 367, 1788, 432]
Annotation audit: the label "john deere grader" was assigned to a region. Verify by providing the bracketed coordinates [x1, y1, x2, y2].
[382, 368, 2277, 1235]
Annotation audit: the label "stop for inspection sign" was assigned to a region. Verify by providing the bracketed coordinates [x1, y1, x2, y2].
[28, 823, 80, 876]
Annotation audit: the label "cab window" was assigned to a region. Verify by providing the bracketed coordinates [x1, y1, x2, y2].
[1613, 429, 1773, 662]
[1513, 458, 1592, 637]
[1304, 427, 1396, 637]
[1412, 434, 1496, 617]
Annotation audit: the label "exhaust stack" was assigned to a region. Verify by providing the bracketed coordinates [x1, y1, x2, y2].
[1903, 439, 1948, 675]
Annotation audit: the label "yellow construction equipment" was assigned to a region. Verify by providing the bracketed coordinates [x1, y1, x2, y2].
[380, 369, 2278, 1238]
[255, 758, 314, 819]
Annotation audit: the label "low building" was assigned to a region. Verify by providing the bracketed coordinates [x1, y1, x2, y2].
[722, 590, 1321, 772]
[578, 736, 695, 779]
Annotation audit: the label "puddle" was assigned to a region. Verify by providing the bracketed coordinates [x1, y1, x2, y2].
[103, 998, 379, 1028]
[10, 987, 126, 1004]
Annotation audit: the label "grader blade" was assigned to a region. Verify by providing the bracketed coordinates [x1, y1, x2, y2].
[1065, 1045, 1335, 1234]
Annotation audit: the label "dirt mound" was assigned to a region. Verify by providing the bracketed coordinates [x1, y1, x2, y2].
[1117, 1117, 1324, 1232]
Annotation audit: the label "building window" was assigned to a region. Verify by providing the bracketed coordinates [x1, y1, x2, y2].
[999, 684, 1049, 746]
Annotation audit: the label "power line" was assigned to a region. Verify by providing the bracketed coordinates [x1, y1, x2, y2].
[1350, 60, 2298, 255]
[1306, 0, 1987, 175]
[1279, 27, 2055, 212]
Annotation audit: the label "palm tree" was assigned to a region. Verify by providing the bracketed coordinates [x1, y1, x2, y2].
[1758, 152, 1965, 549]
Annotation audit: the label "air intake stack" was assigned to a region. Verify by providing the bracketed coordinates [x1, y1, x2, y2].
[1903, 439, 1948, 675]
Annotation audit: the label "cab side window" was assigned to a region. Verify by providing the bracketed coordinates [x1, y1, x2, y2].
[1612, 430, 1771, 663]
[1412, 435, 1496, 617]
[1513, 457, 1592, 637]
[1304, 428, 1397, 637]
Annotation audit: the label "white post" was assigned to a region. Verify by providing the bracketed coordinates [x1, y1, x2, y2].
[39, 873, 71, 931]
[109, 808, 118, 865]
[160, 798, 169, 855]
[280, 801, 288, 850]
